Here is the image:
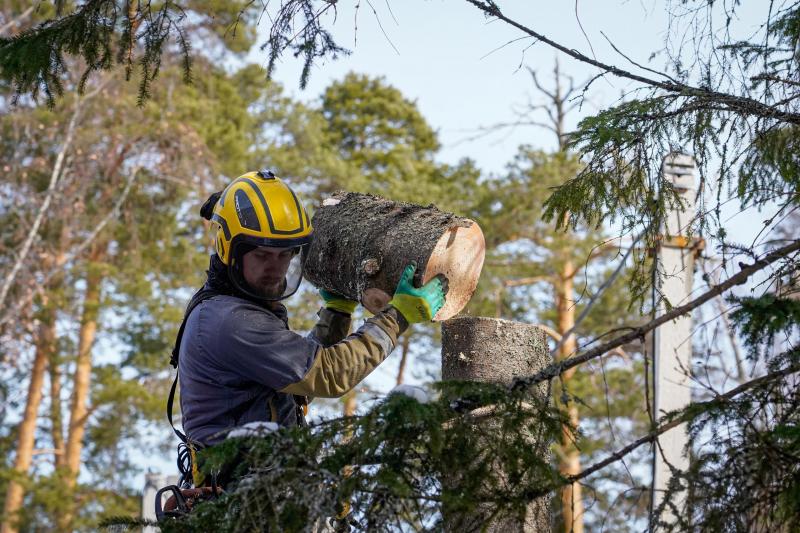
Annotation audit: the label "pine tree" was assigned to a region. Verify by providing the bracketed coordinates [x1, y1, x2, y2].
[0, 52, 304, 529]
[461, 62, 651, 530]
[6, 2, 800, 529]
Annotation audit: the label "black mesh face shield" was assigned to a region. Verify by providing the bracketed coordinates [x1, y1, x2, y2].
[228, 240, 310, 302]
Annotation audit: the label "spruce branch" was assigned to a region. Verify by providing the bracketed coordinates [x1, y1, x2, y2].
[507, 359, 800, 505]
[513, 238, 800, 390]
[262, 0, 350, 89]
[0, 0, 191, 105]
[0, 0, 118, 106]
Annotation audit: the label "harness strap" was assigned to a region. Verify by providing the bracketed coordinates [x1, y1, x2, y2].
[168, 287, 220, 446]
[167, 374, 187, 443]
[168, 285, 282, 443]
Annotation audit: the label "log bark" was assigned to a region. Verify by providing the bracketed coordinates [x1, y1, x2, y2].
[441, 317, 552, 533]
[304, 192, 485, 320]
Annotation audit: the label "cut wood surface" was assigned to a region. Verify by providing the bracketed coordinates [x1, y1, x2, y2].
[303, 192, 485, 320]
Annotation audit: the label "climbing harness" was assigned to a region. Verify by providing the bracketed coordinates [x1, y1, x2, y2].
[155, 287, 221, 519]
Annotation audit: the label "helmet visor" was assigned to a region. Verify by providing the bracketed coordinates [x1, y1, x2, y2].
[230, 243, 308, 301]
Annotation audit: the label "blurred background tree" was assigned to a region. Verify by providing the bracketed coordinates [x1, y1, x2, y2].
[6, 1, 796, 532]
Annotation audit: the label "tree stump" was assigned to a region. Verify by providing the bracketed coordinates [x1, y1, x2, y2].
[441, 317, 552, 533]
[303, 192, 485, 320]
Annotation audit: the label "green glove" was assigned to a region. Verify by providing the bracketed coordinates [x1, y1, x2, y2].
[388, 263, 449, 323]
[319, 288, 358, 315]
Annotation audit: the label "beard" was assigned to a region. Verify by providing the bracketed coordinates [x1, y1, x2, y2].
[251, 277, 287, 298]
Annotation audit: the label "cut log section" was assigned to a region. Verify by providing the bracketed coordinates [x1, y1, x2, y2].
[303, 192, 485, 320]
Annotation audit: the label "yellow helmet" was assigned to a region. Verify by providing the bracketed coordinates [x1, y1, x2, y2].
[210, 170, 313, 300]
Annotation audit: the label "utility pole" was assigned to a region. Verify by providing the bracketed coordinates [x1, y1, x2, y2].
[651, 153, 701, 526]
[142, 473, 178, 533]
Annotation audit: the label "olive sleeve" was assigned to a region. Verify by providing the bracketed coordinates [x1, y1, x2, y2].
[281, 307, 409, 398]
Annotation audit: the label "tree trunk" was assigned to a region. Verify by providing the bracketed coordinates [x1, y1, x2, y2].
[49, 350, 65, 469]
[395, 332, 412, 385]
[342, 390, 357, 418]
[555, 261, 584, 533]
[304, 192, 485, 320]
[59, 258, 103, 531]
[49, 231, 69, 471]
[1, 306, 55, 533]
[441, 317, 552, 533]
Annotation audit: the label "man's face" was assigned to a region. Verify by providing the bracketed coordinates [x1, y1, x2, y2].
[241, 246, 297, 298]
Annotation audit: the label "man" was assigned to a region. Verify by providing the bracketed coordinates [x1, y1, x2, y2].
[173, 169, 448, 457]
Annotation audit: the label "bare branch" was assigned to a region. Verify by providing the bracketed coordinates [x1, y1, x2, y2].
[564, 360, 800, 487]
[464, 0, 800, 125]
[528, 67, 556, 101]
[0, 166, 142, 328]
[715, 295, 748, 382]
[514, 238, 800, 390]
[750, 74, 800, 88]
[0, 5, 34, 36]
[536, 323, 562, 342]
[550, 231, 643, 357]
[599, 30, 682, 86]
[504, 276, 551, 288]
[0, 96, 82, 310]
[365, 0, 399, 55]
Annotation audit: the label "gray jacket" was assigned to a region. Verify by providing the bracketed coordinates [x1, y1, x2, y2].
[179, 294, 406, 446]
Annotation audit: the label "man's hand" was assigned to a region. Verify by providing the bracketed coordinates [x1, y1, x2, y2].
[319, 289, 358, 315]
[388, 263, 449, 323]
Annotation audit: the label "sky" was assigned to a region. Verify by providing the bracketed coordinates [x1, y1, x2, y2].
[257, 0, 780, 305]
[259, 0, 767, 175]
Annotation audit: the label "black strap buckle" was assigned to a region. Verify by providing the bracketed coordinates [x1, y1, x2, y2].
[154, 485, 189, 521]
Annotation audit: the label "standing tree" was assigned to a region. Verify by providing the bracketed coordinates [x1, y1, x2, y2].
[0, 54, 306, 533]
[319, 73, 442, 204]
[463, 62, 650, 531]
[462, 3, 800, 528]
